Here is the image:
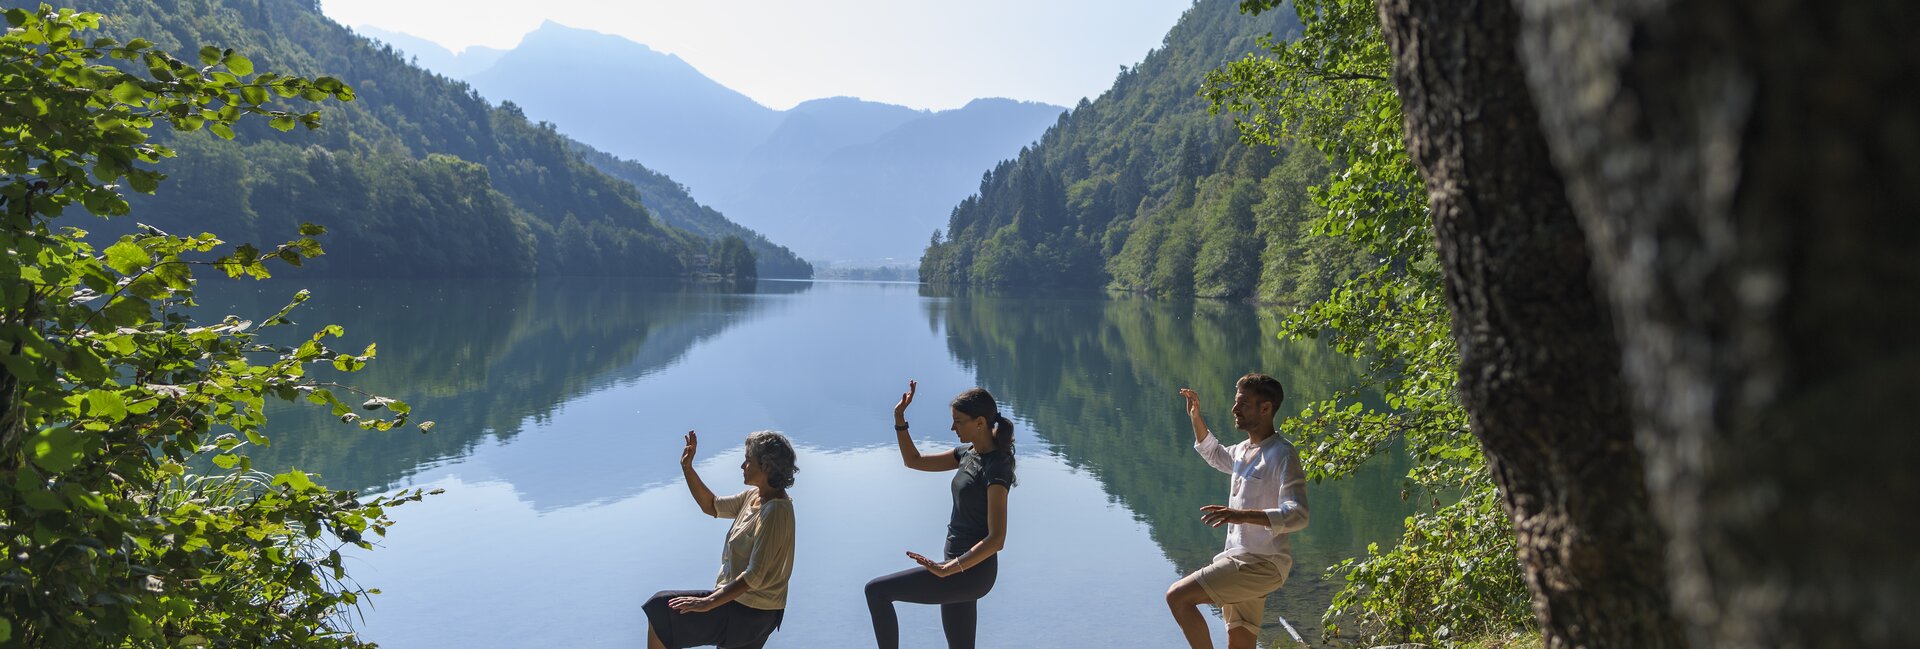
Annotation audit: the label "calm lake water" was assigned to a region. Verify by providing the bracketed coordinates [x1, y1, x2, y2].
[200, 278, 1414, 648]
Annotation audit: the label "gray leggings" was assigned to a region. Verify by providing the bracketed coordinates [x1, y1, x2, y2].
[863, 555, 998, 649]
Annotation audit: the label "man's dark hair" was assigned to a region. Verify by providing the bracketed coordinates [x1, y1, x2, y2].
[1236, 373, 1286, 418]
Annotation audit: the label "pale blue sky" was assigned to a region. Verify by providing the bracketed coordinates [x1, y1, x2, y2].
[322, 0, 1196, 111]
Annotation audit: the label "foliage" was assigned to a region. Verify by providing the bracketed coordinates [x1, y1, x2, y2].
[66, 0, 801, 279]
[569, 142, 812, 278]
[918, 1, 1371, 304]
[708, 235, 756, 279]
[0, 6, 429, 645]
[1202, 0, 1533, 644]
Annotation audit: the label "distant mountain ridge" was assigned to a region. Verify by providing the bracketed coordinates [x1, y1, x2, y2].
[352, 25, 505, 78]
[368, 22, 1065, 261]
[70, 0, 811, 278]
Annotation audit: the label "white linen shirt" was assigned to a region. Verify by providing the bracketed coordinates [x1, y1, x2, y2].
[1194, 433, 1310, 569]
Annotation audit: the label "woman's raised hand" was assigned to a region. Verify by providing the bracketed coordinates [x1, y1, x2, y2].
[893, 380, 918, 420]
[680, 430, 698, 467]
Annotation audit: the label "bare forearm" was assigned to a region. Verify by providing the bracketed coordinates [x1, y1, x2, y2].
[893, 427, 922, 465]
[947, 536, 1004, 572]
[682, 464, 716, 515]
[706, 575, 750, 607]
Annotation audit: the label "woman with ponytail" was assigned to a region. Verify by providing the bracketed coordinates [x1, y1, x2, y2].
[865, 381, 1016, 649]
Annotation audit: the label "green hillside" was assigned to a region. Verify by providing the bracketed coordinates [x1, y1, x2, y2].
[920, 0, 1363, 303]
[570, 141, 813, 278]
[73, 0, 809, 278]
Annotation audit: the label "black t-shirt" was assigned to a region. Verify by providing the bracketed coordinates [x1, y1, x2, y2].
[945, 444, 1016, 559]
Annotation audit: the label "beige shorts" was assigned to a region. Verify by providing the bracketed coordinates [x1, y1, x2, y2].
[1194, 554, 1291, 634]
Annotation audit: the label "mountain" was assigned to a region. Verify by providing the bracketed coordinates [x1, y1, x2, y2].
[462, 21, 783, 200]
[352, 24, 505, 78]
[392, 22, 1063, 261]
[74, 0, 809, 278]
[920, 0, 1370, 303]
[728, 97, 1066, 261]
[747, 97, 926, 167]
[569, 142, 813, 278]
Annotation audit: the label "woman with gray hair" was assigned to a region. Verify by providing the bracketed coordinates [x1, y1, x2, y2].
[644, 430, 798, 649]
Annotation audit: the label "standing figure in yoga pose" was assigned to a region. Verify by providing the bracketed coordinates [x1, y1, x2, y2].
[1165, 374, 1309, 649]
[865, 381, 1016, 649]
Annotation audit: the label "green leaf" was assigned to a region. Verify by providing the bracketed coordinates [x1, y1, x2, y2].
[84, 390, 128, 422]
[197, 45, 221, 66]
[99, 296, 151, 328]
[211, 453, 239, 469]
[268, 115, 295, 131]
[30, 427, 87, 474]
[22, 487, 64, 511]
[274, 469, 316, 493]
[127, 169, 161, 194]
[222, 52, 253, 75]
[104, 239, 149, 274]
[208, 122, 235, 140]
[110, 81, 144, 103]
[240, 85, 269, 106]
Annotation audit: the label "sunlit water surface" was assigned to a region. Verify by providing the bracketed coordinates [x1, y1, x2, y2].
[201, 278, 1413, 648]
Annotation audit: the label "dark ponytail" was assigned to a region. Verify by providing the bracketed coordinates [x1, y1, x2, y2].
[952, 388, 1016, 481]
[991, 413, 1015, 458]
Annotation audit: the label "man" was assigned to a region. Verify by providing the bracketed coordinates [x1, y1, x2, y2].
[1165, 373, 1310, 649]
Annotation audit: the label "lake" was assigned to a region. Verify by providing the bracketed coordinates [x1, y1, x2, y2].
[199, 278, 1414, 648]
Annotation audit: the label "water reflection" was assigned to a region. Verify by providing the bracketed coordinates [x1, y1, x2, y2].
[924, 288, 1416, 644]
[197, 277, 811, 494]
[200, 280, 1411, 646]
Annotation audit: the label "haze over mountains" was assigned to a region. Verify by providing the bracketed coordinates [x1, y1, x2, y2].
[360, 21, 1065, 262]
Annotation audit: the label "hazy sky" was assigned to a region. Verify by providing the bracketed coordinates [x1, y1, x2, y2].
[321, 0, 1196, 111]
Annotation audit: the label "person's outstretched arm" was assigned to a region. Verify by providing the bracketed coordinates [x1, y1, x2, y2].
[679, 430, 718, 516]
[1182, 388, 1234, 474]
[893, 379, 959, 472]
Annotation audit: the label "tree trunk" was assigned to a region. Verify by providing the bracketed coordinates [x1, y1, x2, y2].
[1373, 1, 1687, 647]
[1513, 1, 1920, 646]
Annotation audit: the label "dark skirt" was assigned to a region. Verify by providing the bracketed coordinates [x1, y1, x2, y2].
[643, 589, 784, 649]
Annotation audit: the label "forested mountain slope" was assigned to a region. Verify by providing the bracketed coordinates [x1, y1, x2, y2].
[920, 0, 1364, 303]
[570, 142, 813, 278]
[75, 0, 809, 277]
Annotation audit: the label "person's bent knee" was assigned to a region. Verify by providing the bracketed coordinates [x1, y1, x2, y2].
[643, 591, 675, 615]
[1166, 581, 1206, 609]
[864, 577, 889, 603]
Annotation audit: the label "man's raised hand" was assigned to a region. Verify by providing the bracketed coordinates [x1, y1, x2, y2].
[1179, 388, 1203, 421]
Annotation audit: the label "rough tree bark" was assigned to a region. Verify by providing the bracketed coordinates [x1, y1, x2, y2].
[1514, 1, 1920, 646]
[1372, 1, 1687, 647]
